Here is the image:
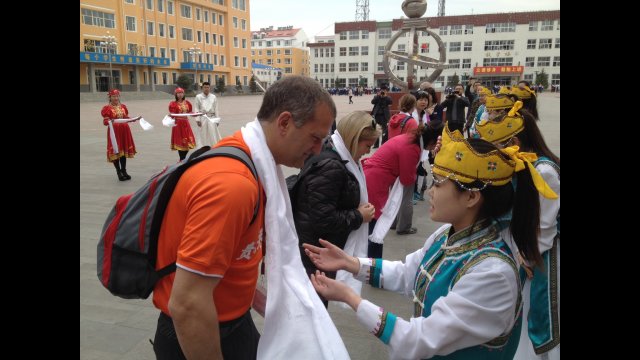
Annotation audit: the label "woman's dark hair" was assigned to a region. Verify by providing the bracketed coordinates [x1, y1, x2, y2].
[453, 138, 542, 267]
[516, 109, 560, 166]
[522, 96, 538, 120]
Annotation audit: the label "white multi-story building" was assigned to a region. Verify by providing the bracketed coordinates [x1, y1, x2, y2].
[308, 10, 560, 90]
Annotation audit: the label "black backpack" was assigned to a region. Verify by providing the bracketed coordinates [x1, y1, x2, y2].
[97, 146, 260, 299]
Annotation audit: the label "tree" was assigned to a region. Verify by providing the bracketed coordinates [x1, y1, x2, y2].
[335, 77, 343, 88]
[358, 76, 367, 87]
[534, 69, 549, 89]
[215, 77, 225, 94]
[176, 74, 193, 93]
[447, 72, 460, 88]
[250, 75, 258, 93]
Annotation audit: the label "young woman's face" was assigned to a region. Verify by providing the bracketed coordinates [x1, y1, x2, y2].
[109, 95, 119, 103]
[428, 174, 469, 224]
[176, 92, 185, 99]
[355, 138, 376, 161]
[416, 97, 429, 111]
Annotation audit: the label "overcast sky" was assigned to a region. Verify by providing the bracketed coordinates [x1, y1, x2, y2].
[250, 0, 560, 40]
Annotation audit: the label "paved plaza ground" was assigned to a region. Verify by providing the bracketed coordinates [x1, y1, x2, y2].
[80, 91, 559, 359]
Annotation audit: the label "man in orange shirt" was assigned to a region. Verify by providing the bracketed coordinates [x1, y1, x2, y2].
[152, 75, 336, 360]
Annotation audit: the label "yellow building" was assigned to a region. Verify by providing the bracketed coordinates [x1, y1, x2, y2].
[250, 26, 309, 78]
[80, 0, 252, 93]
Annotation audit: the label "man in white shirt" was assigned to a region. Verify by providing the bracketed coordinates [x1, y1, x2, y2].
[194, 81, 220, 147]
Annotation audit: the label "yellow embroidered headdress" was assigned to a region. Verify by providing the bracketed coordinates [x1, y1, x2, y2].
[485, 94, 515, 111]
[478, 86, 492, 96]
[432, 125, 558, 198]
[498, 86, 511, 95]
[510, 86, 536, 99]
[476, 101, 525, 143]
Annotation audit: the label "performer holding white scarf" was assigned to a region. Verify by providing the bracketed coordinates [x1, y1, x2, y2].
[242, 118, 350, 359]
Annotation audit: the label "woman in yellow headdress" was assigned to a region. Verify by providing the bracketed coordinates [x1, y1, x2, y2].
[303, 125, 557, 359]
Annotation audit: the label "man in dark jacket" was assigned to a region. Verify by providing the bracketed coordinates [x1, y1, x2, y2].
[371, 87, 392, 147]
[440, 84, 470, 133]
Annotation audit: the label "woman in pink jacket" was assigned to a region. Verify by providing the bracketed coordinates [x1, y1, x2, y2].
[362, 123, 442, 257]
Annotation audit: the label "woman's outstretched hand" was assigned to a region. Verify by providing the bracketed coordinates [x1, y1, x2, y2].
[310, 271, 362, 311]
[303, 239, 359, 274]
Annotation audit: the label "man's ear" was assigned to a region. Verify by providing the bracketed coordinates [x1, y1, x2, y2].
[275, 111, 293, 135]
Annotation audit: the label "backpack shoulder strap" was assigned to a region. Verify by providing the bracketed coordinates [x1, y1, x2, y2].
[400, 114, 414, 131]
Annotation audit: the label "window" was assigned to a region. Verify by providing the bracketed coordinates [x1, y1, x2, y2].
[147, 21, 155, 35]
[182, 50, 189, 62]
[398, 44, 405, 52]
[170, 48, 176, 61]
[157, 0, 164, 12]
[377, 62, 383, 71]
[234, 56, 239, 66]
[146, 0, 153, 10]
[220, 55, 225, 66]
[462, 58, 471, 69]
[196, 8, 201, 20]
[160, 48, 166, 58]
[204, 10, 208, 22]
[81, 9, 115, 28]
[463, 41, 472, 51]
[378, 28, 391, 39]
[212, 34, 217, 45]
[485, 22, 516, 33]
[168, 25, 175, 38]
[482, 57, 513, 66]
[233, 36, 238, 47]
[127, 43, 138, 55]
[241, 19, 246, 30]
[125, 0, 134, 3]
[448, 59, 460, 69]
[537, 56, 550, 67]
[220, 35, 224, 46]
[449, 42, 461, 52]
[525, 57, 535, 67]
[219, 14, 224, 26]
[555, 38, 560, 49]
[439, 26, 448, 35]
[541, 20, 554, 31]
[205, 32, 210, 44]
[349, 47, 359, 56]
[266, 50, 272, 56]
[378, 46, 385, 55]
[162, 72, 167, 85]
[197, 30, 202, 42]
[361, 31, 369, 39]
[331, 64, 334, 72]
[285, 49, 292, 55]
[149, 46, 156, 57]
[464, 25, 473, 34]
[529, 21, 538, 31]
[361, 46, 368, 55]
[159, 23, 165, 37]
[340, 32, 347, 40]
[527, 39, 536, 49]
[450, 25, 462, 35]
[339, 47, 346, 56]
[126, 16, 136, 31]
[242, 39, 247, 48]
[348, 63, 359, 71]
[285, 67, 292, 74]
[524, 74, 533, 81]
[167, 1, 174, 14]
[339, 63, 346, 72]
[552, 74, 560, 85]
[484, 40, 514, 51]
[361, 62, 368, 71]
[314, 64, 318, 73]
[553, 56, 560, 66]
[211, 12, 216, 24]
[349, 30, 359, 40]
[181, 28, 193, 41]
[557, 20, 560, 30]
[421, 43, 429, 53]
[213, 54, 218, 65]
[266, 41, 272, 47]
[539, 39, 552, 49]
[233, 17, 238, 28]
[285, 40, 292, 46]
[277, 49, 280, 55]
[180, 4, 191, 18]
[397, 61, 405, 71]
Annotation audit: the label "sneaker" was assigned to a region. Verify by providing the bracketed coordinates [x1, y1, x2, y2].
[397, 227, 418, 235]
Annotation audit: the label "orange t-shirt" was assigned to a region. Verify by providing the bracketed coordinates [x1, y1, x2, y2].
[153, 131, 265, 322]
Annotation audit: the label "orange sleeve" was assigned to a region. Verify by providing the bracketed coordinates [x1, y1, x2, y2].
[176, 171, 259, 276]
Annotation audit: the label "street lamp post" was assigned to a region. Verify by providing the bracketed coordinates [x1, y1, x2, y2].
[103, 32, 118, 90]
[188, 44, 202, 91]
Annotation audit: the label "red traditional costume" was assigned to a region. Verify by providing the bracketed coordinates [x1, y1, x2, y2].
[101, 91, 137, 162]
[169, 90, 196, 151]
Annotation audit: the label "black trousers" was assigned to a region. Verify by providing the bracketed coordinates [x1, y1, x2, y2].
[367, 218, 383, 258]
[153, 310, 260, 360]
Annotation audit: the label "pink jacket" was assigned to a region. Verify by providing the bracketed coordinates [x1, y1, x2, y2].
[387, 112, 418, 140]
[362, 134, 421, 219]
